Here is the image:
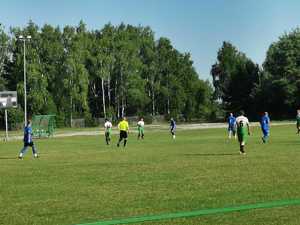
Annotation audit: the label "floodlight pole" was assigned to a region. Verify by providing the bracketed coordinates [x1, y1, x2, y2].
[18, 35, 31, 126]
[23, 39, 27, 126]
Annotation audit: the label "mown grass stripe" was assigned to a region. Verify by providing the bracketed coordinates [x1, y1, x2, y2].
[76, 199, 300, 225]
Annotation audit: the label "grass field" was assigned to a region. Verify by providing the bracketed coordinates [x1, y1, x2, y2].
[0, 125, 300, 225]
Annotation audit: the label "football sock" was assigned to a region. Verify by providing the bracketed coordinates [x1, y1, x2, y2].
[240, 145, 245, 153]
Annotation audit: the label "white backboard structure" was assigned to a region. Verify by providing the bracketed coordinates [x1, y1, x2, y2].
[0, 91, 17, 109]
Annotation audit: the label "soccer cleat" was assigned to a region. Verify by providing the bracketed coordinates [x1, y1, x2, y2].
[18, 156, 23, 160]
[34, 154, 39, 158]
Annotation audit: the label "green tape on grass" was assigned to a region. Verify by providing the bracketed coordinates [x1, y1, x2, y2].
[76, 199, 300, 225]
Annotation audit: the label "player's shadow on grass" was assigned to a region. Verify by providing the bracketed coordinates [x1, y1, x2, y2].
[183, 153, 239, 157]
[0, 157, 17, 160]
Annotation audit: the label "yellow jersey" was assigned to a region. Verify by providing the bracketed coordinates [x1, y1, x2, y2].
[118, 120, 129, 131]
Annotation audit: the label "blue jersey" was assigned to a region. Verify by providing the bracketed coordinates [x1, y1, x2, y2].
[170, 120, 176, 129]
[228, 116, 236, 126]
[24, 126, 33, 144]
[261, 115, 270, 130]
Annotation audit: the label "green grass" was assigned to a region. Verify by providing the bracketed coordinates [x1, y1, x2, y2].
[0, 125, 299, 225]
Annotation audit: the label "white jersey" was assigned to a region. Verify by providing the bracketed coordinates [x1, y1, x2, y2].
[104, 121, 112, 129]
[235, 116, 249, 128]
[137, 121, 144, 127]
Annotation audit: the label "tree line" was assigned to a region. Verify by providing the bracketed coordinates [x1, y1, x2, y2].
[211, 28, 300, 120]
[1, 21, 300, 128]
[0, 21, 216, 127]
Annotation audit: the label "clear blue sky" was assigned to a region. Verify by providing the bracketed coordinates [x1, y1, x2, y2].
[1, 0, 300, 80]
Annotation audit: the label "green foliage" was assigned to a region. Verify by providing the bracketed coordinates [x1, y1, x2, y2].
[55, 112, 67, 128]
[5, 21, 300, 124]
[0, 20, 215, 128]
[84, 112, 97, 127]
[259, 28, 300, 118]
[0, 24, 9, 91]
[211, 42, 259, 118]
[7, 107, 24, 130]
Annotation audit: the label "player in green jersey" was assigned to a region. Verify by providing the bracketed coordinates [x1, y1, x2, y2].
[235, 111, 251, 155]
[137, 118, 145, 139]
[104, 119, 112, 145]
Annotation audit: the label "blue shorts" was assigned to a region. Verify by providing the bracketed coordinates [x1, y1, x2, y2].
[262, 128, 269, 137]
[228, 125, 235, 132]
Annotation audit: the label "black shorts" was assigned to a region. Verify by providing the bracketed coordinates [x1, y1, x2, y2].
[120, 130, 128, 139]
[24, 142, 34, 147]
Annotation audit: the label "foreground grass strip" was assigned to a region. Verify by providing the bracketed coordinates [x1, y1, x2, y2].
[76, 199, 300, 225]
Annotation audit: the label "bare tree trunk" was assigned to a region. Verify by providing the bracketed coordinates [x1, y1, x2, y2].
[120, 70, 124, 118]
[121, 97, 125, 118]
[152, 91, 155, 116]
[108, 77, 111, 106]
[117, 99, 120, 118]
[101, 78, 106, 118]
[70, 96, 73, 127]
[151, 80, 155, 116]
[167, 98, 170, 115]
[167, 75, 170, 115]
[115, 79, 120, 118]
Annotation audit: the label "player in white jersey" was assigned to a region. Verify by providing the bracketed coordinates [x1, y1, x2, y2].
[235, 111, 250, 155]
[104, 119, 113, 145]
[137, 118, 145, 139]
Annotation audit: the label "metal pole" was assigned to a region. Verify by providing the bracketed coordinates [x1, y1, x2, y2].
[23, 40, 27, 126]
[5, 109, 8, 141]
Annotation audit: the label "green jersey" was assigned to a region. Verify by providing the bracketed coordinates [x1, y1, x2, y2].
[104, 121, 112, 134]
[137, 120, 144, 133]
[236, 116, 249, 143]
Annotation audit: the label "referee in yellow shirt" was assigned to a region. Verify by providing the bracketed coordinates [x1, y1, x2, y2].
[117, 117, 129, 147]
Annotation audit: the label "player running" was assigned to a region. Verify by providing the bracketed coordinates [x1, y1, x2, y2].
[170, 118, 176, 139]
[117, 117, 129, 148]
[104, 118, 112, 145]
[260, 112, 270, 143]
[227, 113, 236, 139]
[296, 110, 300, 134]
[18, 120, 39, 159]
[235, 111, 250, 155]
[137, 118, 145, 140]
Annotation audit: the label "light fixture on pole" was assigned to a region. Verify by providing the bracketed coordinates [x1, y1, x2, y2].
[18, 35, 31, 126]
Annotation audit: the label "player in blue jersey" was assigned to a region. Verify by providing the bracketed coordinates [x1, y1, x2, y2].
[260, 112, 270, 143]
[227, 113, 236, 139]
[18, 120, 39, 159]
[170, 118, 176, 139]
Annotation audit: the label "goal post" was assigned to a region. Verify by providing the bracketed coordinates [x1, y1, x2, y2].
[32, 115, 56, 138]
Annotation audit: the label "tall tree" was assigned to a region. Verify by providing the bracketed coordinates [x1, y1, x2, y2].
[0, 24, 9, 91]
[261, 28, 300, 118]
[211, 42, 259, 117]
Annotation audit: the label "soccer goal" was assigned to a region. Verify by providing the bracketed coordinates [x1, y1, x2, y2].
[32, 115, 56, 138]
